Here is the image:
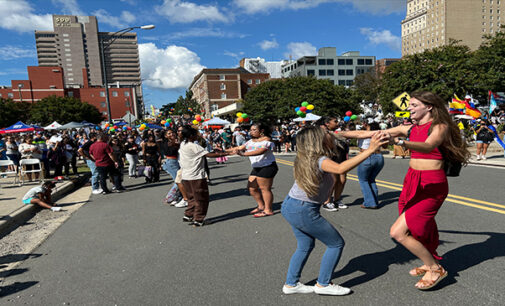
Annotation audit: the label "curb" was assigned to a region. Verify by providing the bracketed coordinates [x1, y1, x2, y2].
[0, 174, 90, 236]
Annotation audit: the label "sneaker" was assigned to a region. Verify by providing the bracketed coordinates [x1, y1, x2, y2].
[182, 215, 193, 222]
[282, 282, 314, 295]
[174, 199, 188, 208]
[314, 284, 351, 296]
[50, 207, 62, 212]
[476, 155, 481, 160]
[111, 189, 122, 193]
[101, 191, 111, 195]
[92, 189, 102, 195]
[190, 220, 206, 227]
[481, 155, 487, 160]
[322, 203, 338, 212]
[335, 200, 348, 209]
[169, 199, 178, 206]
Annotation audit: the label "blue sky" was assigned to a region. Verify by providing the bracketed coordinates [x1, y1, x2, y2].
[0, 0, 406, 109]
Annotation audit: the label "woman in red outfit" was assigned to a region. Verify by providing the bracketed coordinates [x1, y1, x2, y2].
[340, 91, 469, 290]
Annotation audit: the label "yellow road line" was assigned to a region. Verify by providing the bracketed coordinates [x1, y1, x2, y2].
[276, 158, 505, 214]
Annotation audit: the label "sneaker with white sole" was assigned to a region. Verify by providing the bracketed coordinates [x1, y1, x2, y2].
[476, 155, 481, 160]
[335, 200, 348, 209]
[314, 284, 351, 296]
[282, 282, 314, 295]
[50, 207, 62, 212]
[92, 189, 103, 195]
[322, 202, 338, 212]
[481, 155, 487, 160]
[174, 199, 188, 208]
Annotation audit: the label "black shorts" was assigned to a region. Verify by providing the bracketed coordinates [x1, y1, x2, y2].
[250, 162, 278, 178]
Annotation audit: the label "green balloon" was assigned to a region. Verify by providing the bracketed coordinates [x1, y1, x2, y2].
[351, 114, 357, 120]
[299, 112, 306, 118]
[301, 101, 309, 107]
[297, 110, 304, 116]
[241, 113, 248, 118]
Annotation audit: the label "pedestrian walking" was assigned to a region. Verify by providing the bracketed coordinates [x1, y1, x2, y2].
[89, 133, 124, 194]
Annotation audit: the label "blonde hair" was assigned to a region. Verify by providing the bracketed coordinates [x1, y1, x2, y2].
[294, 126, 334, 197]
[410, 91, 471, 165]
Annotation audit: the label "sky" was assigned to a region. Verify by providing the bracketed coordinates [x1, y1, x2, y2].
[0, 0, 406, 109]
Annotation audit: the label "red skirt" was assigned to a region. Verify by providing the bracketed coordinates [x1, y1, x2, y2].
[398, 168, 448, 260]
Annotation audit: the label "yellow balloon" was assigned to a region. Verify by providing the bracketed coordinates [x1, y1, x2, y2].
[236, 112, 243, 118]
[192, 120, 199, 125]
[307, 104, 314, 110]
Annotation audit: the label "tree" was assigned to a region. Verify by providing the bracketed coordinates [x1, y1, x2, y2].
[242, 76, 360, 123]
[0, 98, 31, 128]
[378, 40, 473, 114]
[170, 90, 201, 117]
[353, 72, 381, 103]
[29, 95, 103, 125]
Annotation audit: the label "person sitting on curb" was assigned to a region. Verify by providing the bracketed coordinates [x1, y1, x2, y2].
[22, 181, 61, 212]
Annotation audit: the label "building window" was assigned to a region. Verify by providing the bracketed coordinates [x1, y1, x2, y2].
[63, 34, 69, 37]
[307, 69, 315, 76]
[125, 101, 130, 107]
[221, 93, 227, 99]
[100, 102, 106, 108]
[357, 59, 365, 65]
[346, 59, 353, 65]
[346, 80, 353, 86]
[220, 83, 226, 90]
[327, 69, 334, 76]
[319, 69, 326, 76]
[338, 59, 345, 65]
[65, 48, 71, 52]
[247, 79, 252, 84]
[346, 70, 353, 76]
[365, 59, 373, 65]
[100, 91, 105, 97]
[68, 78, 74, 81]
[64, 44, 70, 47]
[338, 69, 346, 76]
[327, 59, 334, 65]
[338, 80, 346, 85]
[8, 93, 14, 98]
[255, 79, 260, 84]
[124, 91, 130, 97]
[219, 75, 225, 80]
[318, 59, 326, 65]
[112, 91, 118, 97]
[68, 91, 73, 97]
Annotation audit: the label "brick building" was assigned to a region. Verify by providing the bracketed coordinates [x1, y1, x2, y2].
[375, 58, 401, 75]
[0, 66, 137, 121]
[189, 68, 269, 117]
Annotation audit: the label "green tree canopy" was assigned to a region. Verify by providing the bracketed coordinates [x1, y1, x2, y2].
[0, 98, 32, 128]
[242, 77, 360, 123]
[29, 95, 103, 125]
[166, 90, 201, 117]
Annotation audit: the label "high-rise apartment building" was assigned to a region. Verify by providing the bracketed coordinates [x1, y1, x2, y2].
[34, 15, 143, 119]
[239, 57, 291, 79]
[402, 0, 505, 56]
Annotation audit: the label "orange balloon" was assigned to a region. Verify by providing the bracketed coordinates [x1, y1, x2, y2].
[237, 117, 244, 123]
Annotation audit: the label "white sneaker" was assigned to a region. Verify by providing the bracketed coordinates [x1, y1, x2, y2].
[322, 202, 338, 212]
[335, 200, 348, 209]
[481, 155, 486, 160]
[50, 207, 62, 212]
[169, 199, 178, 206]
[92, 189, 103, 195]
[282, 282, 314, 295]
[174, 199, 188, 208]
[314, 284, 351, 296]
[476, 155, 481, 160]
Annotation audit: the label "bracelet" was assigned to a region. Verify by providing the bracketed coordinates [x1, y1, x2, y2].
[397, 140, 404, 146]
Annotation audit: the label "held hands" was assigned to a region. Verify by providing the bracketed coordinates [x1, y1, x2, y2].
[370, 131, 390, 150]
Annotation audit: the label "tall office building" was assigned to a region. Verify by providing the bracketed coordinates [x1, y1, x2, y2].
[35, 15, 143, 118]
[402, 0, 505, 56]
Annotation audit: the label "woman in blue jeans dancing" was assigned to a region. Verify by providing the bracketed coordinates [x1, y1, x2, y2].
[281, 126, 388, 296]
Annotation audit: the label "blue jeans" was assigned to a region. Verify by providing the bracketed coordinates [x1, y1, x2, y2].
[86, 159, 99, 191]
[357, 153, 384, 208]
[281, 196, 345, 286]
[162, 158, 180, 193]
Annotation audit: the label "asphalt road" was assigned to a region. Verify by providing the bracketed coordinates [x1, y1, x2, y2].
[1, 155, 504, 305]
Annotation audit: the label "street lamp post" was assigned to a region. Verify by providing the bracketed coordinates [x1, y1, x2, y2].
[100, 25, 155, 123]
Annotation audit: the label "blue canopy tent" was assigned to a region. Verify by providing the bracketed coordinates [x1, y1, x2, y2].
[146, 123, 163, 130]
[0, 121, 44, 134]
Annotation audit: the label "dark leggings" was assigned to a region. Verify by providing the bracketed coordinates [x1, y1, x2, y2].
[145, 155, 160, 182]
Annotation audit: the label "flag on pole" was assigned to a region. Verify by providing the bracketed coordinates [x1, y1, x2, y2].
[489, 90, 497, 114]
[449, 98, 465, 114]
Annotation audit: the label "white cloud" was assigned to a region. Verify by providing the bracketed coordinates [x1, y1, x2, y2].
[224, 51, 245, 60]
[139, 43, 205, 90]
[360, 28, 401, 51]
[144, 28, 247, 40]
[259, 38, 279, 50]
[0, 68, 28, 76]
[92, 9, 137, 28]
[120, 0, 137, 5]
[0, 46, 36, 60]
[284, 42, 317, 60]
[51, 0, 86, 16]
[0, 0, 52, 32]
[233, 0, 404, 15]
[157, 0, 229, 23]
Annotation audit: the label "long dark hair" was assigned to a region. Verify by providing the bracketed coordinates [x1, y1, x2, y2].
[252, 123, 271, 138]
[410, 91, 470, 164]
[180, 125, 198, 143]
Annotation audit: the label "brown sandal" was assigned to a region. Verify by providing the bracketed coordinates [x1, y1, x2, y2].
[415, 265, 448, 290]
[250, 208, 263, 215]
[409, 266, 428, 277]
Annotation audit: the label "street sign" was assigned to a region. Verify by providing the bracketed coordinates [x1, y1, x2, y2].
[122, 111, 137, 123]
[395, 111, 410, 118]
[393, 92, 411, 110]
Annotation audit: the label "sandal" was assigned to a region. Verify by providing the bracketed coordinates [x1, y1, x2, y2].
[253, 211, 274, 218]
[250, 208, 263, 215]
[415, 265, 447, 290]
[409, 266, 428, 277]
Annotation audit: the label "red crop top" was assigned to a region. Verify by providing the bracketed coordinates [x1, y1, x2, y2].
[408, 121, 443, 160]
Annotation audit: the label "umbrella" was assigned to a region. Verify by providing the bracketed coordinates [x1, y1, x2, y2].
[202, 117, 231, 127]
[59, 121, 87, 129]
[0, 121, 44, 134]
[293, 113, 321, 122]
[44, 121, 62, 130]
[146, 123, 163, 130]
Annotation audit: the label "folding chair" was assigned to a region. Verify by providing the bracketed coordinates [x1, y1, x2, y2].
[19, 159, 44, 185]
[0, 159, 20, 186]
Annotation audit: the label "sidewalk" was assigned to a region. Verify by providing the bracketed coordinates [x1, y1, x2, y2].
[0, 174, 89, 234]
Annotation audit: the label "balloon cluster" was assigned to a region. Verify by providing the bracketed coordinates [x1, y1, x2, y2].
[139, 123, 148, 131]
[192, 114, 203, 125]
[161, 118, 173, 127]
[236, 112, 250, 123]
[295, 101, 315, 118]
[343, 111, 357, 122]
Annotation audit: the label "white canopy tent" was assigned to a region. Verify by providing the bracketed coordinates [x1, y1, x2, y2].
[293, 113, 321, 122]
[202, 117, 231, 127]
[44, 121, 62, 130]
